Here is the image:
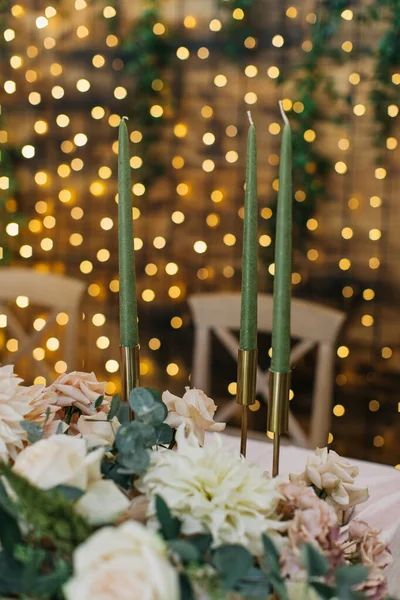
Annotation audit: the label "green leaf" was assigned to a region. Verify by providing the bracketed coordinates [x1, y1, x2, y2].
[212, 545, 253, 590]
[51, 485, 85, 501]
[335, 565, 369, 600]
[20, 420, 43, 443]
[0, 504, 21, 554]
[179, 572, 195, 600]
[129, 387, 167, 425]
[262, 534, 280, 573]
[168, 539, 200, 563]
[155, 495, 181, 540]
[94, 395, 104, 409]
[107, 394, 120, 420]
[155, 422, 173, 445]
[118, 449, 150, 474]
[190, 534, 213, 557]
[310, 582, 337, 599]
[115, 421, 145, 454]
[302, 543, 329, 577]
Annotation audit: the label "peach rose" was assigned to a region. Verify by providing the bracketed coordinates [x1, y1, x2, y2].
[76, 411, 120, 448]
[46, 371, 110, 415]
[162, 387, 225, 446]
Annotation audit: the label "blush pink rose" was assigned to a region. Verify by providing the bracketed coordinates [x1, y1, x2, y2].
[46, 371, 110, 416]
[162, 387, 225, 446]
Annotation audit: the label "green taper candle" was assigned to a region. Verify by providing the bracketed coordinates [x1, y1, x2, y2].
[118, 118, 139, 347]
[271, 102, 292, 373]
[239, 112, 258, 351]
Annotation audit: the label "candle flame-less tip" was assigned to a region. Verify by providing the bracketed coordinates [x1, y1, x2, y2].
[122, 115, 129, 121]
[247, 111, 254, 126]
[279, 101, 289, 126]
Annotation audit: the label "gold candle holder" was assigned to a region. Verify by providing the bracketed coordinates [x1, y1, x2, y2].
[267, 369, 291, 477]
[236, 349, 258, 457]
[120, 345, 140, 421]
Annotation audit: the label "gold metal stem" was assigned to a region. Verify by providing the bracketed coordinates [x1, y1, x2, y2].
[267, 370, 291, 476]
[240, 406, 248, 457]
[272, 433, 280, 477]
[237, 349, 258, 457]
[120, 345, 140, 420]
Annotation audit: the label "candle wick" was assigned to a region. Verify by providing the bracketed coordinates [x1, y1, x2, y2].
[122, 116, 129, 121]
[279, 101, 289, 126]
[247, 111, 254, 126]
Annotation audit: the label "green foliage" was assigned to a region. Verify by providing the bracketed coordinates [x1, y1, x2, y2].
[156, 494, 182, 540]
[107, 394, 120, 420]
[0, 462, 91, 554]
[212, 545, 253, 590]
[20, 420, 43, 444]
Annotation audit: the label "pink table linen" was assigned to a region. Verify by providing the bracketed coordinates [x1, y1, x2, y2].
[217, 433, 400, 597]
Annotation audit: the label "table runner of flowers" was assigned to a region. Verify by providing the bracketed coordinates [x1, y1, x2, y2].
[0, 365, 393, 599]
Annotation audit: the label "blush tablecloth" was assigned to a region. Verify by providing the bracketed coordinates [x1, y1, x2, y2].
[218, 433, 400, 598]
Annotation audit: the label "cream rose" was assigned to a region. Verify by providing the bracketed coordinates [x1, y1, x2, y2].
[163, 387, 225, 446]
[76, 411, 120, 448]
[13, 435, 128, 525]
[289, 448, 369, 514]
[46, 371, 110, 415]
[64, 521, 179, 600]
[0, 365, 30, 462]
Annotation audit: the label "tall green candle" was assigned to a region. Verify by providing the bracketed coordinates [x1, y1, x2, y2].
[118, 118, 139, 347]
[271, 102, 292, 373]
[239, 112, 258, 351]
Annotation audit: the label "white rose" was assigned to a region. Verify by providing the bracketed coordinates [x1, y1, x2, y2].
[290, 447, 369, 513]
[286, 581, 321, 600]
[13, 435, 128, 525]
[163, 387, 225, 446]
[64, 521, 179, 600]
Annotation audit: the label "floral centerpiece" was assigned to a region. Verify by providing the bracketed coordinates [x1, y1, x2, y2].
[0, 365, 392, 600]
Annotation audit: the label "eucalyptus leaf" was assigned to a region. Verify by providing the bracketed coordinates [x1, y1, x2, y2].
[51, 485, 85, 501]
[262, 534, 280, 573]
[302, 543, 329, 577]
[107, 394, 121, 421]
[118, 449, 150, 474]
[20, 421, 43, 444]
[115, 421, 145, 454]
[0, 505, 21, 555]
[94, 395, 104, 409]
[335, 565, 369, 600]
[212, 544, 253, 590]
[168, 539, 200, 563]
[155, 495, 181, 540]
[310, 581, 337, 599]
[129, 387, 167, 425]
[155, 423, 173, 445]
[190, 534, 213, 557]
[179, 572, 195, 600]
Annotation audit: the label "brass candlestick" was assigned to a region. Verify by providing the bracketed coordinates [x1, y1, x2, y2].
[236, 349, 258, 457]
[267, 369, 291, 477]
[120, 345, 140, 420]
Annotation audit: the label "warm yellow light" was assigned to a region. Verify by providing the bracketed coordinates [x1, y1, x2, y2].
[6, 339, 18, 353]
[171, 211, 185, 224]
[176, 183, 189, 196]
[382, 347, 392, 359]
[259, 235, 271, 247]
[80, 260, 93, 274]
[295, 190, 306, 202]
[233, 8, 244, 19]
[375, 168, 386, 180]
[202, 159, 215, 172]
[109, 279, 119, 293]
[203, 132, 215, 145]
[339, 258, 351, 270]
[90, 181, 105, 196]
[16, 295, 29, 308]
[58, 189, 72, 204]
[19, 244, 33, 258]
[361, 314, 374, 327]
[171, 316, 183, 329]
[307, 218, 318, 231]
[338, 138, 350, 150]
[201, 106, 213, 119]
[342, 286, 353, 298]
[29, 219, 41, 233]
[153, 22, 165, 35]
[58, 164, 71, 178]
[92, 54, 105, 68]
[96, 336, 110, 349]
[269, 123, 280, 135]
[43, 216, 56, 229]
[194, 240, 207, 254]
[172, 156, 184, 169]
[33, 348, 45, 361]
[76, 79, 90, 92]
[11, 5, 24, 17]
[369, 257, 380, 269]
[369, 229, 381, 241]
[348, 197, 360, 210]
[176, 46, 190, 60]
[153, 236, 166, 249]
[261, 207, 273, 219]
[335, 161, 347, 174]
[214, 74, 227, 87]
[197, 47, 210, 59]
[386, 137, 398, 150]
[134, 238, 143, 251]
[333, 404, 345, 417]
[174, 123, 188, 138]
[337, 346, 349, 358]
[206, 213, 220, 228]
[4, 80, 16, 94]
[4, 29, 16, 42]
[373, 436, 384, 448]
[272, 35, 284, 47]
[150, 104, 163, 118]
[226, 125, 238, 137]
[392, 73, 400, 85]
[97, 249, 110, 262]
[244, 36, 257, 49]
[142, 289, 155, 302]
[211, 190, 224, 203]
[370, 196, 382, 208]
[267, 66, 280, 79]
[388, 104, 399, 117]
[149, 337, 161, 350]
[103, 5, 116, 17]
[369, 400, 380, 412]
[106, 34, 118, 47]
[293, 101, 304, 113]
[226, 151, 239, 163]
[245, 65, 258, 78]
[61, 141, 74, 153]
[40, 238, 53, 252]
[341, 227, 353, 239]
[304, 129, 316, 142]
[209, 18, 222, 31]
[145, 263, 158, 276]
[36, 16, 48, 29]
[183, 15, 196, 28]
[71, 207, 84, 220]
[353, 104, 366, 116]
[228, 382, 237, 395]
[22, 145, 35, 159]
[307, 249, 319, 261]
[342, 41, 353, 52]
[105, 360, 119, 373]
[341, 9, 353, 20]
[363, 289, 375, 301]
[88, 284, 100, 297]
[46, 337, 59, 351]
[10, 55, 23, 69]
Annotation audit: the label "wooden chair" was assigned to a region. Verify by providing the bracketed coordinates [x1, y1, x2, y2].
[0, 268, 85, 380]
[188, 293, 346, 448]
